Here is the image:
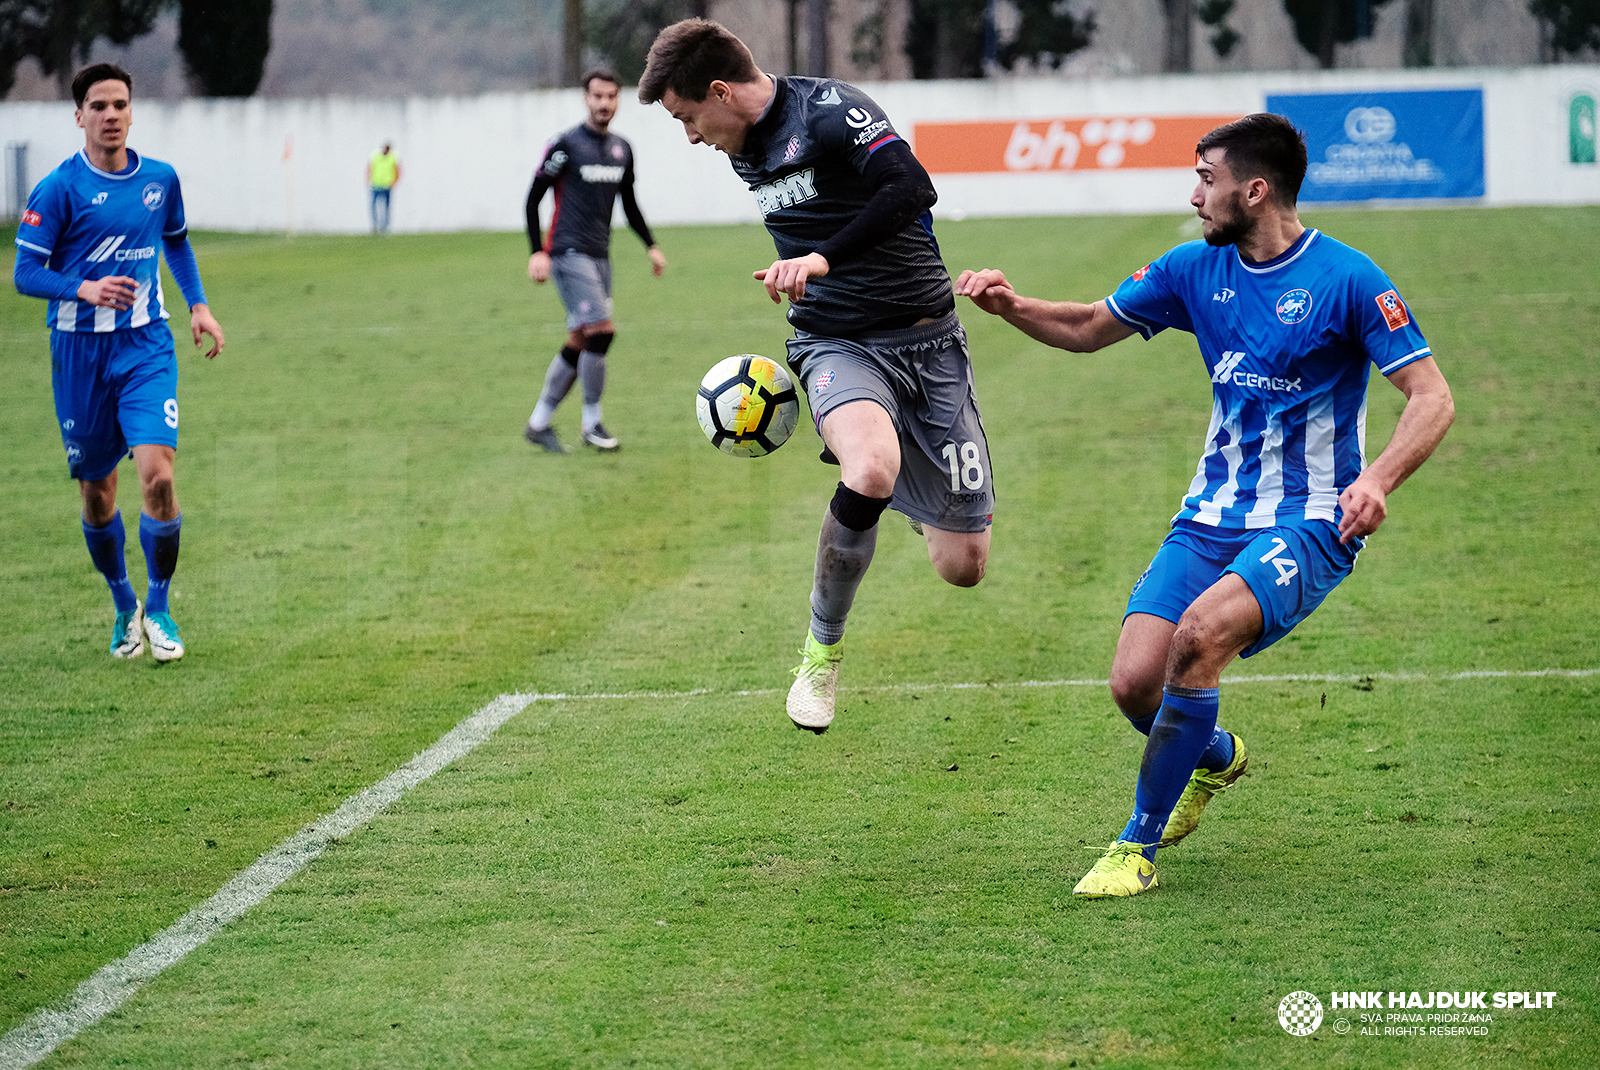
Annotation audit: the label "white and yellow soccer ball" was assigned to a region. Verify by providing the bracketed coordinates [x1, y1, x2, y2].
[695, 354, 801, 458]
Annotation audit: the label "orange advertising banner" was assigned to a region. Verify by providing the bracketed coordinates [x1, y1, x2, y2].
[913, 115, 1243, 174]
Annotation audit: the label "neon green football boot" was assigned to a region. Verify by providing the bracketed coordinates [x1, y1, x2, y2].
[1073, 840, 1159, 897]
[1159, 732, 1249, 847]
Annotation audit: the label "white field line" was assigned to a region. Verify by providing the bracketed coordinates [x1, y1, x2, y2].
[3, 665, 1596, 1067]
[0, 692, 537, 1070]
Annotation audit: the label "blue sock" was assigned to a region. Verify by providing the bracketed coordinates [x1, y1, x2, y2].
[1198, 726, 1236, 771]
[1119, 686, 1221, 858]
[83, 512, 138, 614]
[139, 512, 182, 616]
[1125, 708, 1159, 735]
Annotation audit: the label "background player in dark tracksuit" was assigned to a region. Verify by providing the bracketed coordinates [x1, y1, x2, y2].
[12, 63, 226, 662]
[524, 69, 666, 453]
[640, 19, 994, 733]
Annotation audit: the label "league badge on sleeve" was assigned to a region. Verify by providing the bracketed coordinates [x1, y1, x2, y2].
[1375, 289, 1411, 331]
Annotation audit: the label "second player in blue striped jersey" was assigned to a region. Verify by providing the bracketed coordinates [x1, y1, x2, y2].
[16, 148, 193, 334]
[1106, 226, 1432, 530]
[11, 64, 225, 665]
[958, 113, 1453, 899]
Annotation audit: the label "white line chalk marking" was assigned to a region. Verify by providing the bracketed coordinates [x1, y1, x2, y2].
[4, 666, 1595, 1067]
[0, 693, 535, 1070]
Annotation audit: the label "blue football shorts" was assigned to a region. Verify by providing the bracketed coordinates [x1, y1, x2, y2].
[50, 322, 179, 482]
[785, 310, 994, 534]
[1125, 517, 1363, 658]
[549, 251, 613, 330]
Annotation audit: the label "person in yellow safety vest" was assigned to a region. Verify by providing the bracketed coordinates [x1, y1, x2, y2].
[366, 143, 401, 232]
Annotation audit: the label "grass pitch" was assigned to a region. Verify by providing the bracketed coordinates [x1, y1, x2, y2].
[1, 208, 1597, 1068]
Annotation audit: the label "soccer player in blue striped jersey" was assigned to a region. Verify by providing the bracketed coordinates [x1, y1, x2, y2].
[12, 64, 226, 662]
[957, 113, 1454, 897]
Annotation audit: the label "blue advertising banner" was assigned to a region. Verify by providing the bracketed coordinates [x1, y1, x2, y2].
[1265, 88, 1485, 202]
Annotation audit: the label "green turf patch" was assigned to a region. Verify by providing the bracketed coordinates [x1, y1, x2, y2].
[3, 209, 1597, 1067]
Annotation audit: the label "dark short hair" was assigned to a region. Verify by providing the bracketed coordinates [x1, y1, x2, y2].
[72, 63, 133, 108]
[1196, 113, 1308, 206]
[638, 18, 761, 105]
[581, 68, 621, 93]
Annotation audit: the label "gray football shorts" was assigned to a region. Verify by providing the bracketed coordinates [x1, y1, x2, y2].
[549, 250, 614, 329]
[785, 310, 994, 534]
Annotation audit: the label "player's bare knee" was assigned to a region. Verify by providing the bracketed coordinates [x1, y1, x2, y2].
[79, 483, 118, 527]
[1166, 618, 1209, 674]
[931, 537, 987, 587]
[1108, 664, 1162, 717]
[1166, 613, 1241, 684]
[140, 473, 177, 517]
[942, 561, 985, 588]
[841, 458, 898, 500]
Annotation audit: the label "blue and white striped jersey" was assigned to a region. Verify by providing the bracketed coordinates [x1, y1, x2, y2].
[1106, 228, 1432, 530]
[15, 149, 188, 333]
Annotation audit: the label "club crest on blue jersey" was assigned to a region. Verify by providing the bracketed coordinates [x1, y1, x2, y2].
[142, 183, 165, 211]
[1276, 288, 1312, 324]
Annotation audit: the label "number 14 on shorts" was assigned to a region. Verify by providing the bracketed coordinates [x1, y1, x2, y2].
[1260, 536, 1299, 587]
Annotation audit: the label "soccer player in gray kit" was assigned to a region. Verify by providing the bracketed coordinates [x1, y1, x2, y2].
[525, 69, 666, 453]
[640, 20, 994, 733]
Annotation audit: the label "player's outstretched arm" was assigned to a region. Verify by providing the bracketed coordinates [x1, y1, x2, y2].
[190, 303, 225, 359]
[955, 269, 1135, 353]
[1337, 356, 1454, 544]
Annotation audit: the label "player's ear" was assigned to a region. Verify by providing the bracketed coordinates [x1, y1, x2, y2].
[709, 79, 732, 104]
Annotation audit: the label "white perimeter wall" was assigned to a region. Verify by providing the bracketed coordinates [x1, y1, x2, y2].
[4, 64, 1599, 233]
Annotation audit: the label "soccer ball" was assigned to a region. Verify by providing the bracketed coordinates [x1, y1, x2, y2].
[696, 354, 801, 457]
